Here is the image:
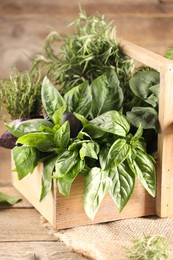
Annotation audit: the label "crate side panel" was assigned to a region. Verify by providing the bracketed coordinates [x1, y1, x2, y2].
[12, 163, 56, 226]
[55, 176, 155, 230]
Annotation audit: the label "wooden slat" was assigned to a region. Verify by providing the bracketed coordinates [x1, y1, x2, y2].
[55, 176, 155, 230]
[156, 64, 173, 217]
[121, 40, 173, 71]
[0, 208, 56, 241]
[12, 163, 56, 227]
[0, 241, 87, 260]
[0, 2, 172, 17]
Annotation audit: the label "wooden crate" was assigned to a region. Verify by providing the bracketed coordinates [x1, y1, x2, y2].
[11, 40, 173, 230]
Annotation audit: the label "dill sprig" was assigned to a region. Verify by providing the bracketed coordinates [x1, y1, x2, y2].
[0, 68, 42, 120]
[33, 10, 134, 94]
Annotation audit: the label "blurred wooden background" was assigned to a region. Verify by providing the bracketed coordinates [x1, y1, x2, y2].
[0, 0, 173, 182]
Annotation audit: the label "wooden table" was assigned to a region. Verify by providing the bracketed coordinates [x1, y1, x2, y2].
[0, 182, 87, 260]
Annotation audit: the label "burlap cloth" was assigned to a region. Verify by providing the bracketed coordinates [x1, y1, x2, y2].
[42, 216, 173, 260]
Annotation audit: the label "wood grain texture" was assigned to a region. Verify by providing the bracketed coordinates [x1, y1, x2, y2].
[0, 185, 87, 259]
[55, 176, 155, 230]
[0, 208, 56, 241]
[0, 1, 173, 80]
[11, 163, 155, 230]
[0, 241, 87, 260]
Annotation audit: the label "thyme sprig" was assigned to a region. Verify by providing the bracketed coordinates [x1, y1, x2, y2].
[0, 68, 42, 120]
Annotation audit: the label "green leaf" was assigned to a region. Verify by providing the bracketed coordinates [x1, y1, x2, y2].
[6, 119, 54, 138]
[128, 149, 156, 197]
[126, 107, 158, 130]
[109, 161, 135, 211]
[54, 150, 79, 178]
[54, 121, 70, 148]
[132, 124, 143, 140]
[82, 124, 106, 139]
[84, 167, 111, 220]
[99, 147, 109, 170]
[42, 77, 65, 120]
[90, 69, 123, 117]
[52, 106, 66, 125]
[57, 160, 85, 196]
[64, 81, 92, 117]
[105, 138, 130, 169]
[73, 112, 88, 127]
[129, 71, 159, 100]
[84, 111, 130, 137]
[13, 146, 39, 180]
[40, 156, 58, 201]
[0, 192, 21, 205]
[79, 141, 100, 160]
[17, 132, 55, 152]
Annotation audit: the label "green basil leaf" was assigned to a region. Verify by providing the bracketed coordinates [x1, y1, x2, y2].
[84, 111, 130, 137]
[13, 146, 39, 180]
[73, 112, 89, 127]
[6, 119, 54, 138]
[99, 147, 109, 170]
[109, 161, 135, 211]
[0, 192, 21, 205]
[83, 124, 106, 139]
[129, 71, 160, 100]
[52, 106, 66, 125]
[54, 121, 70, 148]
[126, 107, 158, 130]
[39, 125, 55, 134]
[64, 81, 92, 117]
[90, 69, 123, 117]
[84, 167, 111, 220]
[77, 131, 91, 140]
[79, 141, 100, 160]
[128, 149, 156, 197]
[42, 77, 65, 120]
[144, 94, 158, 108]
[17, 132, 55, 152]
[40, 156, 58, 201]
[57, 160, 85, 196]
[132, 124, 143, 140]
[68, 139, 87, 151]
[105, 139, 130, 169]
[149, 83, 160, 97]
[54, 150, 79, 178]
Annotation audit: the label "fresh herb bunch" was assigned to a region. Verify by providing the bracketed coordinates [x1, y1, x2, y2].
[33, 10, 134, 94]
[7, 76, 156, 220]
[126, 235, 171, 260]
[0, 68, 42, 120]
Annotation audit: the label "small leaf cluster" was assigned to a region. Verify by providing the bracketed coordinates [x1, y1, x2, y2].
[0, 192, 21, 205]
[8, 76, 156, 220]
[0, 68, 42, 120]
[126, 234, 171, 260]
[33, 10, 134, 94]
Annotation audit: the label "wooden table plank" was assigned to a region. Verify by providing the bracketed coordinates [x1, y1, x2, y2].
[0, 241, 87, 260]
[0, 185, 32, 208]
[0, 208, 57, 242]
[0, 185, 88, 259]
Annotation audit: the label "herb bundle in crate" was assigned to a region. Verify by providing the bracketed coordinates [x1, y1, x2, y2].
[1, 11, 173, 229]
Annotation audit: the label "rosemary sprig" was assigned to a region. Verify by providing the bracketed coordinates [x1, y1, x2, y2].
[33, 10, 134, 94]
[126, 234, 172, 260]
[0, 68, 42, 120]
